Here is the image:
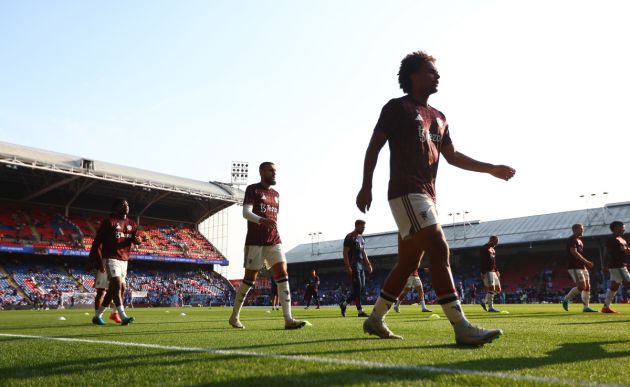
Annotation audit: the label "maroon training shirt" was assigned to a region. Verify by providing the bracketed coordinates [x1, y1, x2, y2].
[244, 183, 281, 246]
[374, 95, 452, 201]
[479, 243, 497, 274]
[566, 235, 586, 270]
[606, 236, 629, 268]
[89, 216, 137, 262]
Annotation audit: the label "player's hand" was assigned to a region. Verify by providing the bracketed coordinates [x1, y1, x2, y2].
[356, 187, 372, 213]
[367, 266, 373, 275]
[259, 218, 277, 229]
[496, 271, 501, 277]
[489, 165, 516, 181]
[585, 260, 594, 269]
[345, 267, 352, 276]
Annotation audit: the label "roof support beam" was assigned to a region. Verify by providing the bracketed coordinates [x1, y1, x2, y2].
[22, 175, 80, 202]
[65, 179, 97, 216]
[138, 191, 171, 218]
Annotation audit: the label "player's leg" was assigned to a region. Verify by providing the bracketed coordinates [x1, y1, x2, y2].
[109, 280, 124, 323]
[268, 245, 307, 330]
[415, 283, 431, 312]
[603, 280, 620, 313]
[488, 280, 501, 312]
[580, 271, 597, 312]
[314, 289, 320, 308]
[365, 234, 420, 339]
[106, 259, 133, 325]
[393, 286, 411, 313]
[92, 264, 110, 325]
[230, 270, 257, 328]
[417, 225, 502, 345]
[356, 269, 367, 317]
[304, 287, 312, 309]
[562, 269, 581, 311]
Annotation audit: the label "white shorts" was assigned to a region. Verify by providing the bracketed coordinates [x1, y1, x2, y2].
[244, 244, 285, 271]
[482, 272, 500, 288]
[405, 275, 422, 288]
[610, 267, 630, 284]
[106, 259, 128, 280]
[94, 269, 109, 289]
[389, 193, 439, 240]
[568, 268, 590, 284]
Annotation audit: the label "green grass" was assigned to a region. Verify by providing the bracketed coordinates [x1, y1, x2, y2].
[1, 304, 629, 386]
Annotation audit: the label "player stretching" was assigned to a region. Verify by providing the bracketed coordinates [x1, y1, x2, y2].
[393, 264, 432, 313]
[340, 220, 373, 318]
[229, 162, 306, 330]
[91, 198, 140, 326]
[304, 269, 321, 309]
[602, 221, 630, 313]
[479, 236, 502, 313]
[357, 51, 515, 345]
[562, 224, 597, 312]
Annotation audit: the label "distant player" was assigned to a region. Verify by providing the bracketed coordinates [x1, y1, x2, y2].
[479, 236, 502, 313]
[340, 220, 373, 318]
[393, 264, 432, 313]
[304, 269, 321, 309]
[229, 162, 306, 329]
[602, 220, 630, 313]
[270, 278, 279, 311]
[90, 198, 140, 326]
[562, 224, 597, 312]
[356, 51, 515, 345]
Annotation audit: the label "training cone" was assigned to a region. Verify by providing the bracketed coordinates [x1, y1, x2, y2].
[500, 310, 510, 314]
[57, 316, 66, 321]
[165, 310, 170, 313]
[304, 320, 313, 326]
[429, 314, 440, 319]
[265, 310, 271, 313]
[84, 312, 90, 316]
[180, 312, 187, 316]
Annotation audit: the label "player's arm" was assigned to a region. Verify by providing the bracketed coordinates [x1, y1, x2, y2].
[441, 143, 515, 181]
[342, 246, 352, 275]
[363, 253, 373, 274]
[357, 130, 388, 213]
[570, 247, 594, 268]
[242, 203, 276, 228]
[602, 246, 610, 272]
[89, 223, 106, 272]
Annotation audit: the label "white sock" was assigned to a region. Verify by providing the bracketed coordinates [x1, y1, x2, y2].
[116, 305, 128, 319]
[276, 278, 293, 322]
[419, 297, 426, 309]
[605, 289, 616, 308]
[564, 287, 579, 301]
[95, 306, 106, 318]
[231, 280, 253, 320]
[372, 294, 396, 319]
[441, 299, 467, 325]
[486, 292, 494, 308]
[580, 290, 590, 307]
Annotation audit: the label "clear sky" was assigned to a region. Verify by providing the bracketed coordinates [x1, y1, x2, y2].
[1, 1, 629, 279]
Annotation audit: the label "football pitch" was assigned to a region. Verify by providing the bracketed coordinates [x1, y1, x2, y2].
[1, 304, 629, 386]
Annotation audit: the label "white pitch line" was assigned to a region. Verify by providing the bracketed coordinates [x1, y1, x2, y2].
[0, 333, 622, 387]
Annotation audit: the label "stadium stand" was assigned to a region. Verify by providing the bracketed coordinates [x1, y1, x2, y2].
[0, 141, 242, 309]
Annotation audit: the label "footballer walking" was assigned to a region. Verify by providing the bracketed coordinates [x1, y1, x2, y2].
[356, 51, 515, 345]
[229, 162, 307, 329]
[561, 224, 597, 312]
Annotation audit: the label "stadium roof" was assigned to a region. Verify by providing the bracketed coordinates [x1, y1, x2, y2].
[286, 202, 630, 264]
[0, 141, 244, 224]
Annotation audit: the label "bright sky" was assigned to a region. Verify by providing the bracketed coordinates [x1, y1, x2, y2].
[2, 1, 629, 279]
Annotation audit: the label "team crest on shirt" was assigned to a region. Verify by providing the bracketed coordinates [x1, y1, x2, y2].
[126, 225, 132, 231]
